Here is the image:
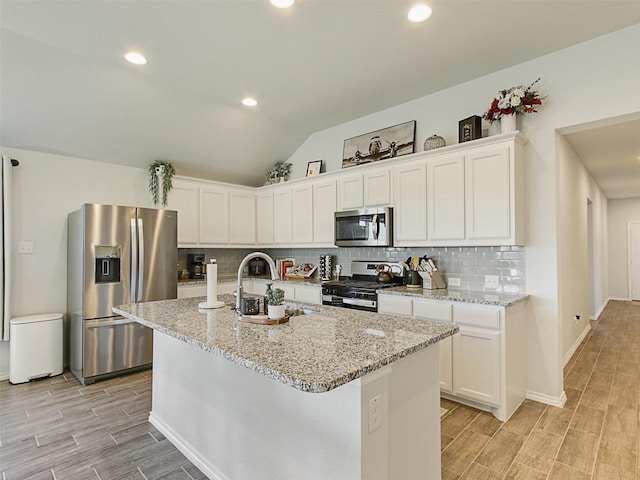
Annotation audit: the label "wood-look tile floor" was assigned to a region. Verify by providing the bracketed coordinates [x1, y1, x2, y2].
[0, 369, 205, 480]
[1, 300, 638, 479]
[441, 299, 640, 479]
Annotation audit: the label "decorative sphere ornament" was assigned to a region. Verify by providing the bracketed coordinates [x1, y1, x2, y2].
[424, 134, 446, 151]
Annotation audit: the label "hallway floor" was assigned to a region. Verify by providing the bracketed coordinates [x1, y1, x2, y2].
[0, 300, 638, 479]
[441, 299, 640, 479]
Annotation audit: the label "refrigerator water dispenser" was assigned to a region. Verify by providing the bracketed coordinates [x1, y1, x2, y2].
[95, 245, 121, 283]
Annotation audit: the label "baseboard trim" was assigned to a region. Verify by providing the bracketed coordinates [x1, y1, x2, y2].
[592, 299, 609, 320]
[0, 371, 8, 382]
[563, 323, 592, 368]
[526, 390, 567, 408]
[149, 412, 231, 480]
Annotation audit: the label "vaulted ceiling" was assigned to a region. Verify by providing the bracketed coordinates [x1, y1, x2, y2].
[1, 0, 639, 190]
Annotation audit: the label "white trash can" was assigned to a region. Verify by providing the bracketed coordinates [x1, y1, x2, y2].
[9, 313, 64, 384]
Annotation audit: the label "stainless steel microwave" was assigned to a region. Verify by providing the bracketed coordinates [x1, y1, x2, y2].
[334, 207, 393, 247]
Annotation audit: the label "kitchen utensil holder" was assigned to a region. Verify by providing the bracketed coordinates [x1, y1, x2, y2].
[419, 271, 447, 290]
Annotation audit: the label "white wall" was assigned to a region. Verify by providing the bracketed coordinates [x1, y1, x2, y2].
[555, 134, 608, 360]
[286, 24, 640, 403]
[608, 198, 640, 299]
[0, 147, 151, 378]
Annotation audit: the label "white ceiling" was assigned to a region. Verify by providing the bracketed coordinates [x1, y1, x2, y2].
[1, 0, 639, 189]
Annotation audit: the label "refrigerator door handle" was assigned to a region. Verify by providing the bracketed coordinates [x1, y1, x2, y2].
[130, 218, 138, 302]
[137, 218, 144, 302]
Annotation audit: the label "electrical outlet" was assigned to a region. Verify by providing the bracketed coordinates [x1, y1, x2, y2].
[18, 241, 34, 254]
[574, 315, 581, 324]
[368, 394, 382, 433]
[484, 275, 499, 289]
[448, 277, 461, 287]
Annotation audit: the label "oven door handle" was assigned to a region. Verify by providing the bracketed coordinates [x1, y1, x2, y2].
[371, 214, 379, 240]
[343, 297, 377, 308]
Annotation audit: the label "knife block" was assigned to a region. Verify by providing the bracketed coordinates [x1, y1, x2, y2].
[419, 271, 447, 290]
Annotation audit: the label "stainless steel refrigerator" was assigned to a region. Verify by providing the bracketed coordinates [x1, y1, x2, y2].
[67, 204, 177, 385]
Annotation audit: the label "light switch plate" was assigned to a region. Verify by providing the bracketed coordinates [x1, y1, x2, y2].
[18, 241, 34, 254]
[448, 277, 461, 287]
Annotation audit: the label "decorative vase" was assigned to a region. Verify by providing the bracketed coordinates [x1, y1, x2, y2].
[279, 177, 285, 183]
[501, 114, 517, 133]
[268, 304, 286, 320]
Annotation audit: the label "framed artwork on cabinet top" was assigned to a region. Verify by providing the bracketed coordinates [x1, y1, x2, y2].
[306, 160, 323, 177]
[342, 120, 416, 169]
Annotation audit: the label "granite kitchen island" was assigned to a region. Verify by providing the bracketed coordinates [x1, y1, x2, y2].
[114, 295, 458, 480]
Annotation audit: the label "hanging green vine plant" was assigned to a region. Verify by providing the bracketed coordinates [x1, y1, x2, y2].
[148, 160, 176, 207]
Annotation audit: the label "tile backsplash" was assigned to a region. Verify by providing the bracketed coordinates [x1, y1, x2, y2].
[178, 245, 526, 294]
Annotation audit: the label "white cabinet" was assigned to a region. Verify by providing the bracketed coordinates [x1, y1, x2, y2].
[230, 190, 256, 245]
[377, 292, 526, 421]
[465, 145, 512, 241]
[291, 185, 313, 244]
[177, 284, 207, 299]
[427, 154, 465, 241]
[199, 186, 229, 245]
[167, 179, 199, 245]
[167, 178, 256, 247]
[393, 160, 427, 244]
[312, 179, 337, 245]
[256, 191, 274, 245]
[453, 325, 501, 406]
[338, 166, 391, 210]
[249, 280, 321, 305]
[338, 174, 363, 210]
[273, 188, 292, 244]
[394, 134, 525, 247]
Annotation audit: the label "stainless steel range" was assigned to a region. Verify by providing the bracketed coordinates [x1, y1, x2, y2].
[322, 260, 404, 312]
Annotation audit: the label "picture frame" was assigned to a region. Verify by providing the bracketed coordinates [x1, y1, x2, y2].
[342, 120, 416, 169]
[306, 160, 323, 177]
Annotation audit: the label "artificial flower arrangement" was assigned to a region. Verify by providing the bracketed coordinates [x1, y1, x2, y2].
[483, 78, 546, 124]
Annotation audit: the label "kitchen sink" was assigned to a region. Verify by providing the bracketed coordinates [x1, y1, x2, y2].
[285, 304, 320, 316]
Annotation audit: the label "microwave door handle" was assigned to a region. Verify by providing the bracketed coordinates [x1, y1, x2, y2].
[371, 214, 379, 240]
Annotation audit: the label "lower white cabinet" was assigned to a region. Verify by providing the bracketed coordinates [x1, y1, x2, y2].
[249, 281, 321, 305]
[377, 293, 526, 421]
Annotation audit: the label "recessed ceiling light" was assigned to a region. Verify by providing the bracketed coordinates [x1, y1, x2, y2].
[270, 0, 294, 8]
[124, 52, 147, 65]
[408, 4, 432, 23]
[242, 98, 258, 107]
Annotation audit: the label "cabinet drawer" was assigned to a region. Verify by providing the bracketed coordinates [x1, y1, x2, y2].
[413, 300, 452, 322]
[294, 286, 321, 305]
[377, 295, 412, 317]
[454, 304, 501, 329]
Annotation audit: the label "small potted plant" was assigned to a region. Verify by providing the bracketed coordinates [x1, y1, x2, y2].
[265, 283, 286, 320]
[273, 161, 292, 182]
[148, 160, 176, 207]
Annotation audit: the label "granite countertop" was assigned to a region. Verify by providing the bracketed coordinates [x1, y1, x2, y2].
[113, 294, 458, 394]
[379, 286, 529, 307]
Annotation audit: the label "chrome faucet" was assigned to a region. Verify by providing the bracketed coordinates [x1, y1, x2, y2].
[236, 252, 279, 311]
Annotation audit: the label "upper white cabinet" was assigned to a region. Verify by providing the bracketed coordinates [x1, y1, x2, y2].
[169, 132, 525, 249]
[256, 191, 274, 245]
[291, 185, 314, 244]
[465, 145, 512, 241]
[395, 134, 525, 247]
[338, 166, 392, 211]
[393, 160, 427, 244]
[312, 179, 337, 245]
[199, 186, 229, 245]
[167, 178, 255, 247]
[427, 154, 465, 241]
[230, 190, 256, 245]
[273, 188, 292, 245]
[167, 179, 199, 245]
